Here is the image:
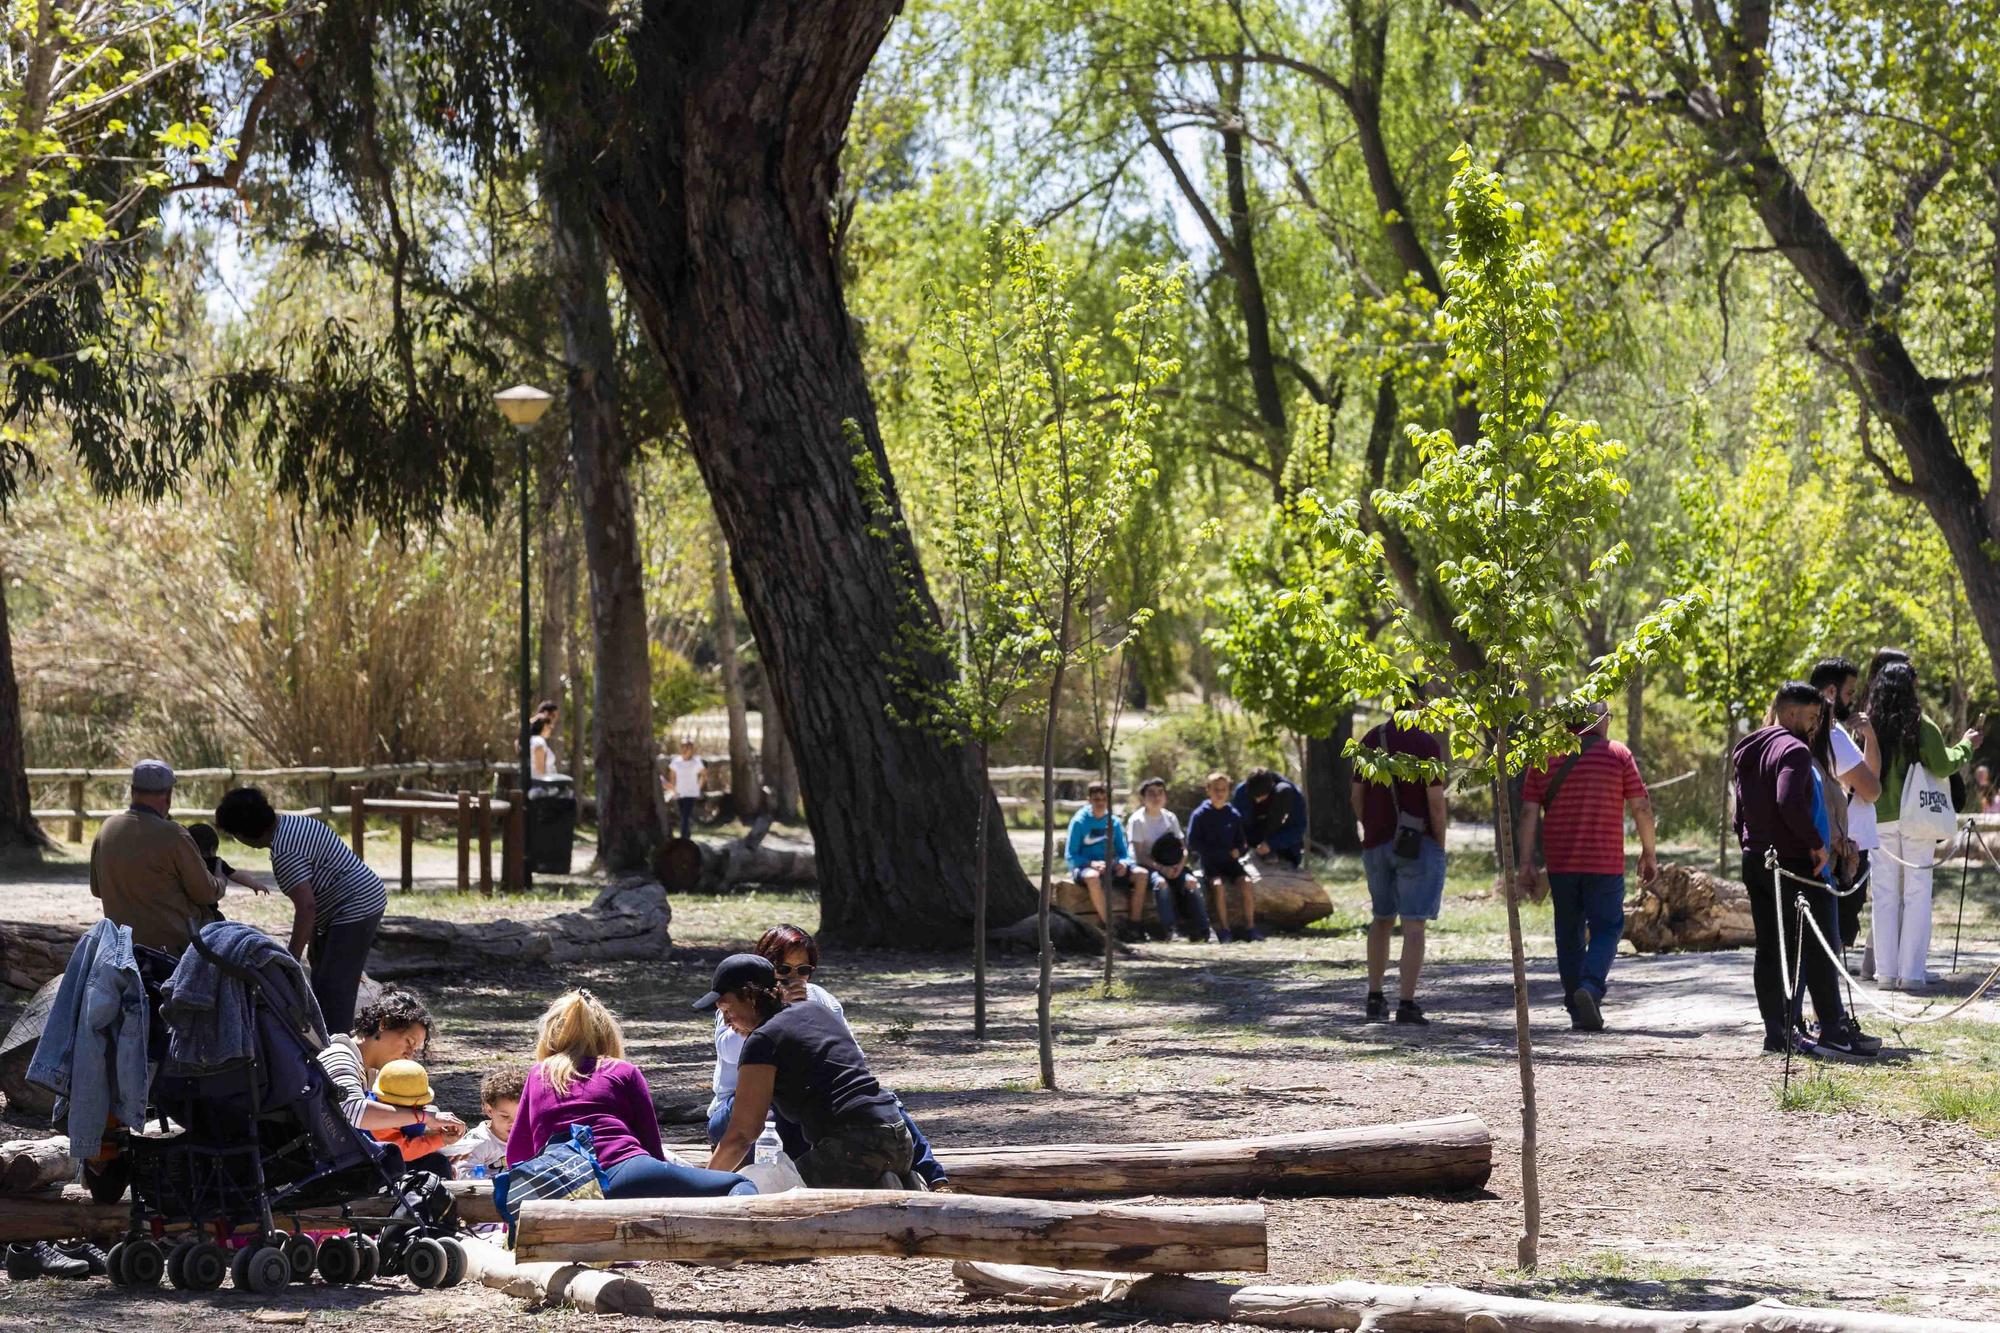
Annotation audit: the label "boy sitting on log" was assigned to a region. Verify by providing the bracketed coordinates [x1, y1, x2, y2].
[1188, 773, 1261, 942]
[1065, 782, 1145, 942]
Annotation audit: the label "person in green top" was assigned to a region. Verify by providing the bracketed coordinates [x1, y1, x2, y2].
[1863, 662, 1980, 989]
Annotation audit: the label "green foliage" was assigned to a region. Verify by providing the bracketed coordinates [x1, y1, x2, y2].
[1127, 706, 1287, 813]
[648, 644, 716, 730]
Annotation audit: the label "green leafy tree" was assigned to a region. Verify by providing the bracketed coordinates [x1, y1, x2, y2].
[1304, 153, 1700, 1268]
[910, 223, 1181, 1088]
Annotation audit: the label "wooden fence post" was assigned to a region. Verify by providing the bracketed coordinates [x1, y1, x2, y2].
[66, 780, 84, 844]
[400, 810, 415, 891]
[349, 785, 366, 859]
[478, 793, 494, 897]
[457, 790, 471, 894]
[506, 788, 525, 892]
[321, 770, 337, 825]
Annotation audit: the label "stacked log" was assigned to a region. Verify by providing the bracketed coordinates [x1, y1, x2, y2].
[957, 1263, 2000, 1333]
[1623, 864, 1755, 953]
[457, 1233, 653, 1314]
[0, 1138, 73, 1194]
[1054, 858, 1333, 933]
[514, 1191, 1268, 1274]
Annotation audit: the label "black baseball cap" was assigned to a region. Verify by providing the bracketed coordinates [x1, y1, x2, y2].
[691, 953, 776, 1011]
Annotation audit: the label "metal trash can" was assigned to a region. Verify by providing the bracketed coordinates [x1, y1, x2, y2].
[526, 779, 577, 875]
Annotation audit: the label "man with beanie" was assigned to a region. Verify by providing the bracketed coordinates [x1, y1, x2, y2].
[89, 760, 223, 955]
[1734, 683, 1873, 1059]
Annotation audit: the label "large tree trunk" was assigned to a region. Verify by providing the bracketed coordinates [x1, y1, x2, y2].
[0, 562, 48, 863]
[710, 534, 761, 822]
[1307, 710, 1360, 852]
[513, 1191, 1269, 1274]
[564, 0, 1033, 945]
[547, 136, 666, 873]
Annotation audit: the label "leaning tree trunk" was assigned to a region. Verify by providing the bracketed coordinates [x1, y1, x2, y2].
[546, 138, 667, 873]
[570, 0, 1033, 944]
[710, 534, 761, 823]
[0, 563, 47, 863]
[1306, 710, 1361, 853]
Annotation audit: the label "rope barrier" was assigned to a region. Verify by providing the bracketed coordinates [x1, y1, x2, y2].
[1762, 849, 2000, 1027]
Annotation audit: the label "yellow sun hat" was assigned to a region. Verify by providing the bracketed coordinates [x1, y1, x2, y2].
[372, 1059, 434, 1109]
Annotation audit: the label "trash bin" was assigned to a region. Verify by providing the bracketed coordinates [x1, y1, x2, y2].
[526, 779, 577, 875]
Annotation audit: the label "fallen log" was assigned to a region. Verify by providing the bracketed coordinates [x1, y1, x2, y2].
[0, 1137, 73, 1194]
[956, 1263, 2000, 1333]
[0, 1175, 504, 1243]
[0, 977, 62, 1119]
[515, 1190, 1267, 1274]
[1054, 858, 1333, 933]
[1623, 864, 1754, 954]
[0, 923, 85, 1000]
[457, 1233, 653, 1315]
[367, 878, 672, 979]
[653, 813, 817, 896]
[934, 1116, 1491, 1198]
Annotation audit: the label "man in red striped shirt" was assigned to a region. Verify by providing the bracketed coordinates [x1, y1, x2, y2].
[1516, 701, 1657, 1032]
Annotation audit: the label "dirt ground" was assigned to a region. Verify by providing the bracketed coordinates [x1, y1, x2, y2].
[3, 845, 1999, 1332]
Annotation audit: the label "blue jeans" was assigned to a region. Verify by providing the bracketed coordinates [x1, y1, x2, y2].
[1547, 872, 1625, 1002]
[601, 1151, 755, 1198]
[677, 797, 697, 839]
[708, 1094, 946, 1186]
[1149, 870, 1211, 941]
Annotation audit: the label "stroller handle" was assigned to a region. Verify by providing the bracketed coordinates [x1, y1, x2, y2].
[186, 919, 265, 991]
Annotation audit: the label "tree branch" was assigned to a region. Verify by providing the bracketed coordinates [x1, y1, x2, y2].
[167, 52, 285, 197]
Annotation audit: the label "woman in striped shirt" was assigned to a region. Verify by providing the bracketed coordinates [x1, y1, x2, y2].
[315, 990, 466, 1174]
[216, 786, 390, 1033]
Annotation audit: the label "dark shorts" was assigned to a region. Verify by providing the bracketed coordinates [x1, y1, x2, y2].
[797, 1120, 914, 1189]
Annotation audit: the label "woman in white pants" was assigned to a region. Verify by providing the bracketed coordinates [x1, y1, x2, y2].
[1864, 662, 1979, 989]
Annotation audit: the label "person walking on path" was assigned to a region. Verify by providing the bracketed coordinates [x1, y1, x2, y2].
[1734, 682, 1873, 1058]
[214, 786, 388, 1034]
[1353, 713, 1447, 1025]
[90, 760, 224, 956]
[1864, 662, 1980, 990]
[1515, 701, 1657, 1032]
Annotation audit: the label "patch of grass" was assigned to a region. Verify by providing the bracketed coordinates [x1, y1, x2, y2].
[1916, 1080, 2000, 1131]
[1776, 1070, 1863, 1114]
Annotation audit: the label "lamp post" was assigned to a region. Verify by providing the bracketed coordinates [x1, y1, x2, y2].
[494, 383, 554, 887]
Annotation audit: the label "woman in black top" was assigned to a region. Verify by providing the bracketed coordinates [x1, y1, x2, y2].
[696, 953, 915, 1189]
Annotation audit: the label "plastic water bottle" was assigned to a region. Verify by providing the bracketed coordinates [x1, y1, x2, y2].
[754, 1115, 782, 1166]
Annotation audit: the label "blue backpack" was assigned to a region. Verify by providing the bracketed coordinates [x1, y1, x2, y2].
[491, 1123, 608, 1243]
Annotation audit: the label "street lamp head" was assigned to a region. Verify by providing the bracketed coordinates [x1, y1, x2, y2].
[494, 383, 554, 428]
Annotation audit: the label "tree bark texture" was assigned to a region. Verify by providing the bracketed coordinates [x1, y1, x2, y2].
[955, 1264, 2000, 1333]
[758, 673, 800, 822]
[710, 533, 761, 822]
[546, 132, 668, 873]
[1307, 710, 1361, 852]
[559, 0, 1034, 945]
[512, 1191, 1269, 1274]
[0, 564, 48, 861]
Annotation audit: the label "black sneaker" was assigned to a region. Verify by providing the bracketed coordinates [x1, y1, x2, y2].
[1365, 992, 1388, 1022]
[1570, 988, 1604, 1032]
[56, 1242, 108, 1277]
[1762, 1033, 1788, 1054]
[1817, 1016, 1879, 1059]
[1395, 999, 1430, 1026]
[1840, 1017, 1884, 1056]
[5, 1242, 90, 1280]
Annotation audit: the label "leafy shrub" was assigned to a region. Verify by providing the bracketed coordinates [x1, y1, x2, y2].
[1127, 705, 1287, 812]
[650, 643, 718, 729]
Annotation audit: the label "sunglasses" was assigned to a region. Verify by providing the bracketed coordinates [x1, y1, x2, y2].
[773, 963, 816, 979]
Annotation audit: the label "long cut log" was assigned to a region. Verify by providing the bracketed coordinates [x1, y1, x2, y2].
[457, 1233, 653, 1315]
[366, 878, 672, 979]
[956, 1263, 2000, 1333]
[0, 1137, 73, 1194]
[0, 1176, 504, 1243]
[1054, 859, 1333, 933]
[935, 1116, 1491, 1198]
[515, 1191, 1267, 1274]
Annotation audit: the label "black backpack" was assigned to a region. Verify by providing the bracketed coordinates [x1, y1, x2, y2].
[1150, 832, 1186, 866]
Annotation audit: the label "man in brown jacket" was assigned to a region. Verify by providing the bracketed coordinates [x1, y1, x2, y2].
[89, 760, 223, 955]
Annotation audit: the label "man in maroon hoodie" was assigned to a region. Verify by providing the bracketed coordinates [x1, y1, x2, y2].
[1733, 681, 1867, 1057]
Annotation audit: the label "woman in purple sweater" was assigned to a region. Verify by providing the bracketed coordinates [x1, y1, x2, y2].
[507, 989, 754, 1199]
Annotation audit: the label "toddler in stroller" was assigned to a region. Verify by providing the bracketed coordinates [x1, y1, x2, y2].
[95, 921, 470, 1292]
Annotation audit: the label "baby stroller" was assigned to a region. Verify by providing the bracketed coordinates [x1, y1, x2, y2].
[91, 925, 470, 1293]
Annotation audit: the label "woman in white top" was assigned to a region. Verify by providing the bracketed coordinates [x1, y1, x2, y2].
[529, 716, 568, 786]
[706, 924, 947, 1187]
[1127, 777, 1212, 942]
[666, 740, 706, 839]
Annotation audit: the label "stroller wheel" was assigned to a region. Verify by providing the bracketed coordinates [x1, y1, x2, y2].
[437, 1237, 468, 1289]
[230, 1244, 257, 1291]
[165, 1239, 193, 1290]
[239, 1246, 290, 1295]
[105, 1242, 129, 1286]
[280, 1232, 317, 1283]
[121, 1239, 165, 1288]
[315, 1236, 361, 1286]
[403, 1237, 449, 1289]
[353, 1233, 380, 1283]
[180, 1242, 227, 1293]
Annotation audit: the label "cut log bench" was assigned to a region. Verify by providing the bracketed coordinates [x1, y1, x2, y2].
[957, 1263, 2000, 1333]
[1054, 858, 1334, 933]
[514, 1190, 1269, 1274]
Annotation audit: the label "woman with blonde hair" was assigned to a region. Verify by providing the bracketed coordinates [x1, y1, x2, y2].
[506, 988, 754, 1198]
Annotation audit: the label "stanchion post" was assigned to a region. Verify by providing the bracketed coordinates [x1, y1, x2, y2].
[456, 790, 472, 893]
